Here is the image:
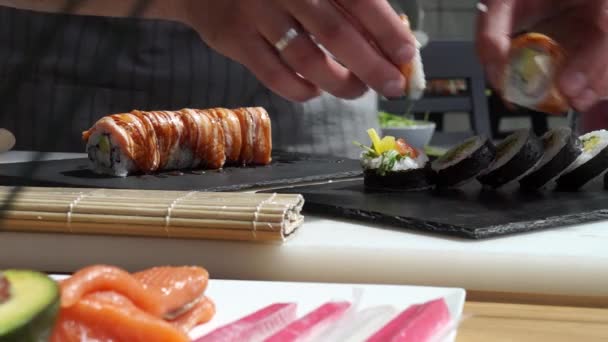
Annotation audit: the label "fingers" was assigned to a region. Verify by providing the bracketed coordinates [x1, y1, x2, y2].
[558, 33, 608, 112]
[475, 0, 516, 89]
[255, 2, 367, 99]
[282, 0, 407, 98]
[333, 0, 418, 68]
[237, 35, 321, 102]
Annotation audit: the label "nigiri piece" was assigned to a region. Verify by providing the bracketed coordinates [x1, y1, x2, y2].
[133, 266, 210, 319]
[170, 296, 216, 333]
[264, 302, 352, 342]
[50, 291, 189, 342]
[59, 265, 165, 317]
[319, 305, 399, 342]
[196, 303, 297, 342]
[366, 298, 451, 342]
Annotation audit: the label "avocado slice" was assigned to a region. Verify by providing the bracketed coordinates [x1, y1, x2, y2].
[0, 270, 60, 342]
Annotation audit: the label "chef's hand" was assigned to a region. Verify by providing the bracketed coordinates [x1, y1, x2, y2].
[182, 0, 417, 102]
[476, 0, 608, 112]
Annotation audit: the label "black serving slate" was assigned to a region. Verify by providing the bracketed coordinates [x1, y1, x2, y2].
[0, 152, 362, 192]
[271, 177, 608, 239]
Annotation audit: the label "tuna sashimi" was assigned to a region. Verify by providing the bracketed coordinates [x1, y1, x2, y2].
[319, 305, 398, 342]
[366, 298, 451, 342]
[264, 302, 352, 342]
[170, 296, 216, 333]
[59, 265, 165, 317]
[133, 266, 209, 319]
[50, 291, 190, 342]
[196, 303, 297, 342]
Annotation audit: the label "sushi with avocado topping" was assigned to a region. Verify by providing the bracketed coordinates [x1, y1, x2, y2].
[431, 135, 496, 188]
[355, 129, 433, 191]
[519, 127, 583, 190]
[477, 129, 544, 188]
[556, 130, 608, 190]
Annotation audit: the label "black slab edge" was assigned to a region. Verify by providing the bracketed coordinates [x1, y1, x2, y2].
[0, 152, 363, 192]
[269, 177, 608, 239]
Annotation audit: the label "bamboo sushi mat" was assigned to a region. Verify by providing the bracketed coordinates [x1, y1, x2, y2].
[0, 186, 304, 243]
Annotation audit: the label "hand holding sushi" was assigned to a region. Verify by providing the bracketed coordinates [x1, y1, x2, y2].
[182, 0, 421, 101]
[476, 0, 608, 112]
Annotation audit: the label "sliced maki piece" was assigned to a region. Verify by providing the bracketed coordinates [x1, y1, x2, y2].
[556, 130, 608, 190]
[0, 270, 60, 342]
[431, 135, 496, 188]
[355, 129, 433, 191]
[477, 129, 544, 188]
[519, 127, 582, 190]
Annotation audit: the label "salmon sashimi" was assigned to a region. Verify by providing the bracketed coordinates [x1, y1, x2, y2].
[207, 108, 243, 163]
[60, 265, 165, 317]
[51, 291, 190, 342]
[133, 266, 210, 319]
[170, 296, 216, 333]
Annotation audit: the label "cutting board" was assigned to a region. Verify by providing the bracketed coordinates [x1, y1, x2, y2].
[0, 152, 362, 191]
[272, 177, 608, 239]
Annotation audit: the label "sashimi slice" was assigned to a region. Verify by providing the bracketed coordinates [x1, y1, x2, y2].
[59, 265, 165, 317]
[264, 302, 352, 342]
[170, 296, 216, 333]
[366, 298, 451, 342]
[50, 291, 189, 342]
[195, 303, 297, 342]
[133, 266, 209, 318]
[319, 305, 399, 342]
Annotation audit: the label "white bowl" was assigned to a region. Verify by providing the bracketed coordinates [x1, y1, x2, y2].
[381, 123, 436, 149]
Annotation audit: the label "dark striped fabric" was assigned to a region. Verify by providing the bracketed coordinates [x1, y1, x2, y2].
[0, 5, 379, 159]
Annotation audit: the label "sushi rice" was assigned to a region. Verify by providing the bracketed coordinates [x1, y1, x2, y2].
[560, 130, 608, 176]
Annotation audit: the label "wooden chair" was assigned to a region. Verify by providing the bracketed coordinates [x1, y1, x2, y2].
[379, 40, 492, 147]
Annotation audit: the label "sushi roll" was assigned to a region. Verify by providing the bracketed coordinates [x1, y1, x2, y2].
[399, 14, 426, 100]
[356, 129, 432, 191]
[519, 127, 583, 190]
[83, 107, 272, 177]
[556, 130, 608, 190]
[502, 33, 569, 115]
[431, 135, 496, 188]
[477, 129, 544, 188]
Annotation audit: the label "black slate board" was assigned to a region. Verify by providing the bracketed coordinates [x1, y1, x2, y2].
[271, 177, 608, 239]
[0, 152, 362, 191]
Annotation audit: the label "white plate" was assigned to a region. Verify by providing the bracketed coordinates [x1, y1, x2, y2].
[50, 276, 466, 341]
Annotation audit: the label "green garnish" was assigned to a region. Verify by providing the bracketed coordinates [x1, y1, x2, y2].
[353, 141, 378, 157]
[377, 150, 403, 176]
[378, 111, 429, 128]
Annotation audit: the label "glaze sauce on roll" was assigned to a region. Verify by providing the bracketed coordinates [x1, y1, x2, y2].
[83, 107, 272, 177]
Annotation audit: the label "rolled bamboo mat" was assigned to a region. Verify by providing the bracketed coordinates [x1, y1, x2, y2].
[0, 186, 305, 243]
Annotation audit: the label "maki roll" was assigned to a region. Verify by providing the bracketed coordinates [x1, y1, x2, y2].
[502, 33, 569, 115]
[477, 129, 544, 188]
[556, 130, 608, 190]
[519, 127, 583, 190]
[431, 135, 496, 188]
[83, 107, 272, 177]
[356, 129, 432, 191]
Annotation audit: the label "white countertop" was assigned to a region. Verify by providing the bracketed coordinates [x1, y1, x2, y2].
[1, 151, 607, 298]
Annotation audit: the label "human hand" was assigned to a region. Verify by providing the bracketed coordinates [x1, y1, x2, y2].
[476, 0, 608, 112]
[183, 0, 418, 102]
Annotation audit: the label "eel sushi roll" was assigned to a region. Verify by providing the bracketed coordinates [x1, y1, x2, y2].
[502, 33, 569, 115]
[519, 127, 583, 190]
[357, 129, 432, 191]
[556, 130, 608, 190]
[477, 129, 544, 188]
[431, 135, 496, 188]
[399, 14, 426, 100]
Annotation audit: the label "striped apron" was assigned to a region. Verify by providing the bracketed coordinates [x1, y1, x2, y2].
[0, 5, 380, 159]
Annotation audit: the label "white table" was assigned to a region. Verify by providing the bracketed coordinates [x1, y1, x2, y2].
[1, 151, 607, 302]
